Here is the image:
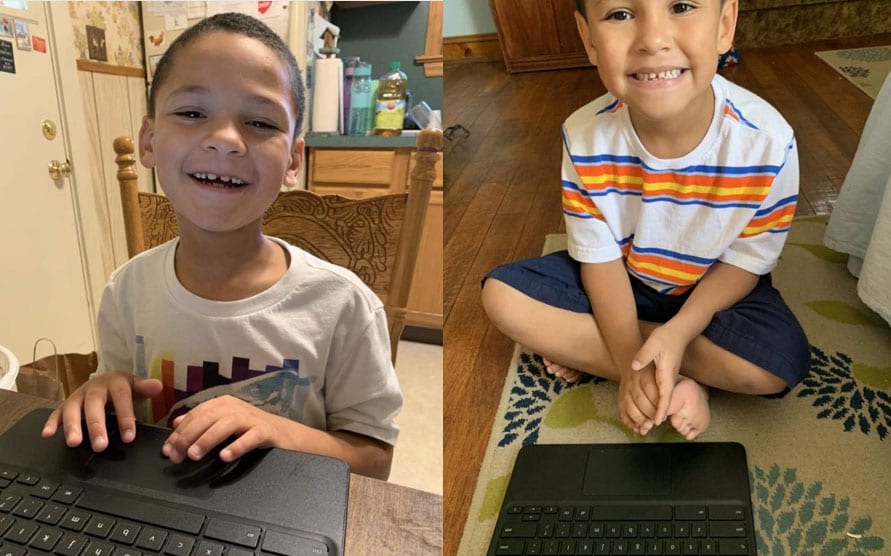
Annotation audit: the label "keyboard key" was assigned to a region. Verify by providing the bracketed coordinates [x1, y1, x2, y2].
[135, 526, 167, 551]
[701, 540, 717, 555]
[36, 503, 66, 526]
[84, 515, 116, 538]
[28, 527, 63, 551]
[675, 506, 706, 520]
[195, 540, 225, 556]
[82, 539, 114, 556]
[683, 540, 698, 555]
[54, 533, 88, 556]
[262, 529, 329, 556]
[77, 491, 204, 535]
[204, 518, 261, 548]
[60, 509, 91, 531]
[646, 540, 662, 555]
[5, 521, 38, 544]
[0, 495, 21, 513]
[15, 475, 39, 487]
[109, 521, 141, 544]
[0, 470, 18, 481]
[163, 533, 195, 556]
[0, 516, 13, 536]
[32, 480, 59, 499]
[717, 540, 749, 555]
[708, 506, 744, 521]
[11, 498, 43, 519]
[0, 542, 26, 556]
[709, 522, 746, 538]
[525, 539, 542, 555]
[499, 523, 536, 538]
[51, 487, 82, 505]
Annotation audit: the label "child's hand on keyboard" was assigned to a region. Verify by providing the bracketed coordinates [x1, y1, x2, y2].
[40, 371, 163, 451]
[160, 395, 288, 464]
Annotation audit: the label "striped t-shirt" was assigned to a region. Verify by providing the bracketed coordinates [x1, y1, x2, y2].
[562, 74, 798, 295]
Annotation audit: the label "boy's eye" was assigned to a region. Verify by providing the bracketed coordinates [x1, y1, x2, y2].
[247, 120, 278, 130]
[174, 110, 204, 119]
[605, 9, 633, 21]
[671, 2, 695, 14]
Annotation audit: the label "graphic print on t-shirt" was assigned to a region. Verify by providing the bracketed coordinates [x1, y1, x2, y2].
[134, 336, 316, 424]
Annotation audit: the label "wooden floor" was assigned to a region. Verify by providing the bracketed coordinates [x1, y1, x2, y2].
[442, 33, 891, 555]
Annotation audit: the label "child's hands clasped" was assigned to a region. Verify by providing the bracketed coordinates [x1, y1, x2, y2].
[618, 364, 660, 435]
[41, 372, 163, 451]
[162, 395, 287, 463]
[631, 321, 693, 426]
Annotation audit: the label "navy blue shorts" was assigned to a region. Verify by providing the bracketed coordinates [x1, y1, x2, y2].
[484, 251, 811, 388]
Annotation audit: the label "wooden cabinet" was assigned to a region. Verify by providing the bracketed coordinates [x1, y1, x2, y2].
[306, 140, 443, 332]
[489, 0, 590, 73]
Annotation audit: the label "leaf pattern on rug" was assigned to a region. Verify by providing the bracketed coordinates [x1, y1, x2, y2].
[479, 474, 510, 523]
[797, 347, 891, 440]
[805, 301, 888, 327]
[752, 465, 885, 555]
[498, 352, 604, 447]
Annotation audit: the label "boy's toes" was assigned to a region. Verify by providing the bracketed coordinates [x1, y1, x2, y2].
[542, 358, 583, 383]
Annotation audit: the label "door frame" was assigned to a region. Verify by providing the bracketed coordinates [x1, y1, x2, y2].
[46, 2, 110, 348]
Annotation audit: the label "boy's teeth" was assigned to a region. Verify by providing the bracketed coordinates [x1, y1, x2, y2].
[637, 69, 682, 81]
[192, 173, 245, 185]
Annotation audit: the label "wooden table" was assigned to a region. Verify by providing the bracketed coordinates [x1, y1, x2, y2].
[0, 389, 442, 555]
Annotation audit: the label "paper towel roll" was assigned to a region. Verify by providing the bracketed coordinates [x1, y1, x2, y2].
[312, 57, 343, 133]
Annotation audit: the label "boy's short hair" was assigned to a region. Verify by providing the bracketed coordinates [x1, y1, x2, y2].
[147, 12, 305, 136]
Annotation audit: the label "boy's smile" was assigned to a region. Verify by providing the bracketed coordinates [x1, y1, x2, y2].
[138, 31, 303, 235]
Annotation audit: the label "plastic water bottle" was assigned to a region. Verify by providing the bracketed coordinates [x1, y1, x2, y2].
[348, 63, 372, 136]
[373, 61, 407, 136]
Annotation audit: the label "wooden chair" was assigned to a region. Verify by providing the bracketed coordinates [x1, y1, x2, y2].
[113, 129, 442, 363]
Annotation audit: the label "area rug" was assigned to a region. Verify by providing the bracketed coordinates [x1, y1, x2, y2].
[458, 216, 891, 555]
[816, 46, 891, 99]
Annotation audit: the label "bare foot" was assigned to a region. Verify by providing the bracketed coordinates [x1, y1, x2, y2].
[542, 358, 583, 383]
[666, 377, 710, 440]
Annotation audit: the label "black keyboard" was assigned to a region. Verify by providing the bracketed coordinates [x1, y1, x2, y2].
[490, 503, 752, 556]
[0, 466, 328, 556]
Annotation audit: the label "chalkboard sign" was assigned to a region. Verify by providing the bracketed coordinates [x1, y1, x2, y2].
[0, 39, 14, 73]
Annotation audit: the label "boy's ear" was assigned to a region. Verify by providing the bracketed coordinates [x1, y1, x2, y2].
[717, 0, 739, 55]
[574, 10, 598, 67]
[282, 138, 305, 189]
[138, 116, 157, 169]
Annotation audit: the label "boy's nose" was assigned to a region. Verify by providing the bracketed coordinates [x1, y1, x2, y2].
[201, 120, 246, 155]
[635, 14, 672, 54]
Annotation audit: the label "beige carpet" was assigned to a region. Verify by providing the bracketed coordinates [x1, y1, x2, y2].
[458, 217, 891, 555]
[816, 45, 891, 99]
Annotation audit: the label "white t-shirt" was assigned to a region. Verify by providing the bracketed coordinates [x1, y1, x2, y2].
[96, 236, 402, 446]
[562, 74, 799, 295]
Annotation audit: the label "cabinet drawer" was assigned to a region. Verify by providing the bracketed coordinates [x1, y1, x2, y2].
[311, 149, 394, 185]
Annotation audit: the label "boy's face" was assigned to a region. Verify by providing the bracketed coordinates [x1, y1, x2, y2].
[138, 31, 303, 234]
[575, 0, 737, 127]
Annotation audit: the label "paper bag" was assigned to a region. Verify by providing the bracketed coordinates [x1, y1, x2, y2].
[16, 340, 97, 401]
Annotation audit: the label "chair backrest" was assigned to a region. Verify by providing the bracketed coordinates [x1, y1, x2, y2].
[113, 130, 442, 362]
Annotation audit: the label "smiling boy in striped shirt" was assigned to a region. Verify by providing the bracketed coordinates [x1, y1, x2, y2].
[481, 0, 809, 439]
